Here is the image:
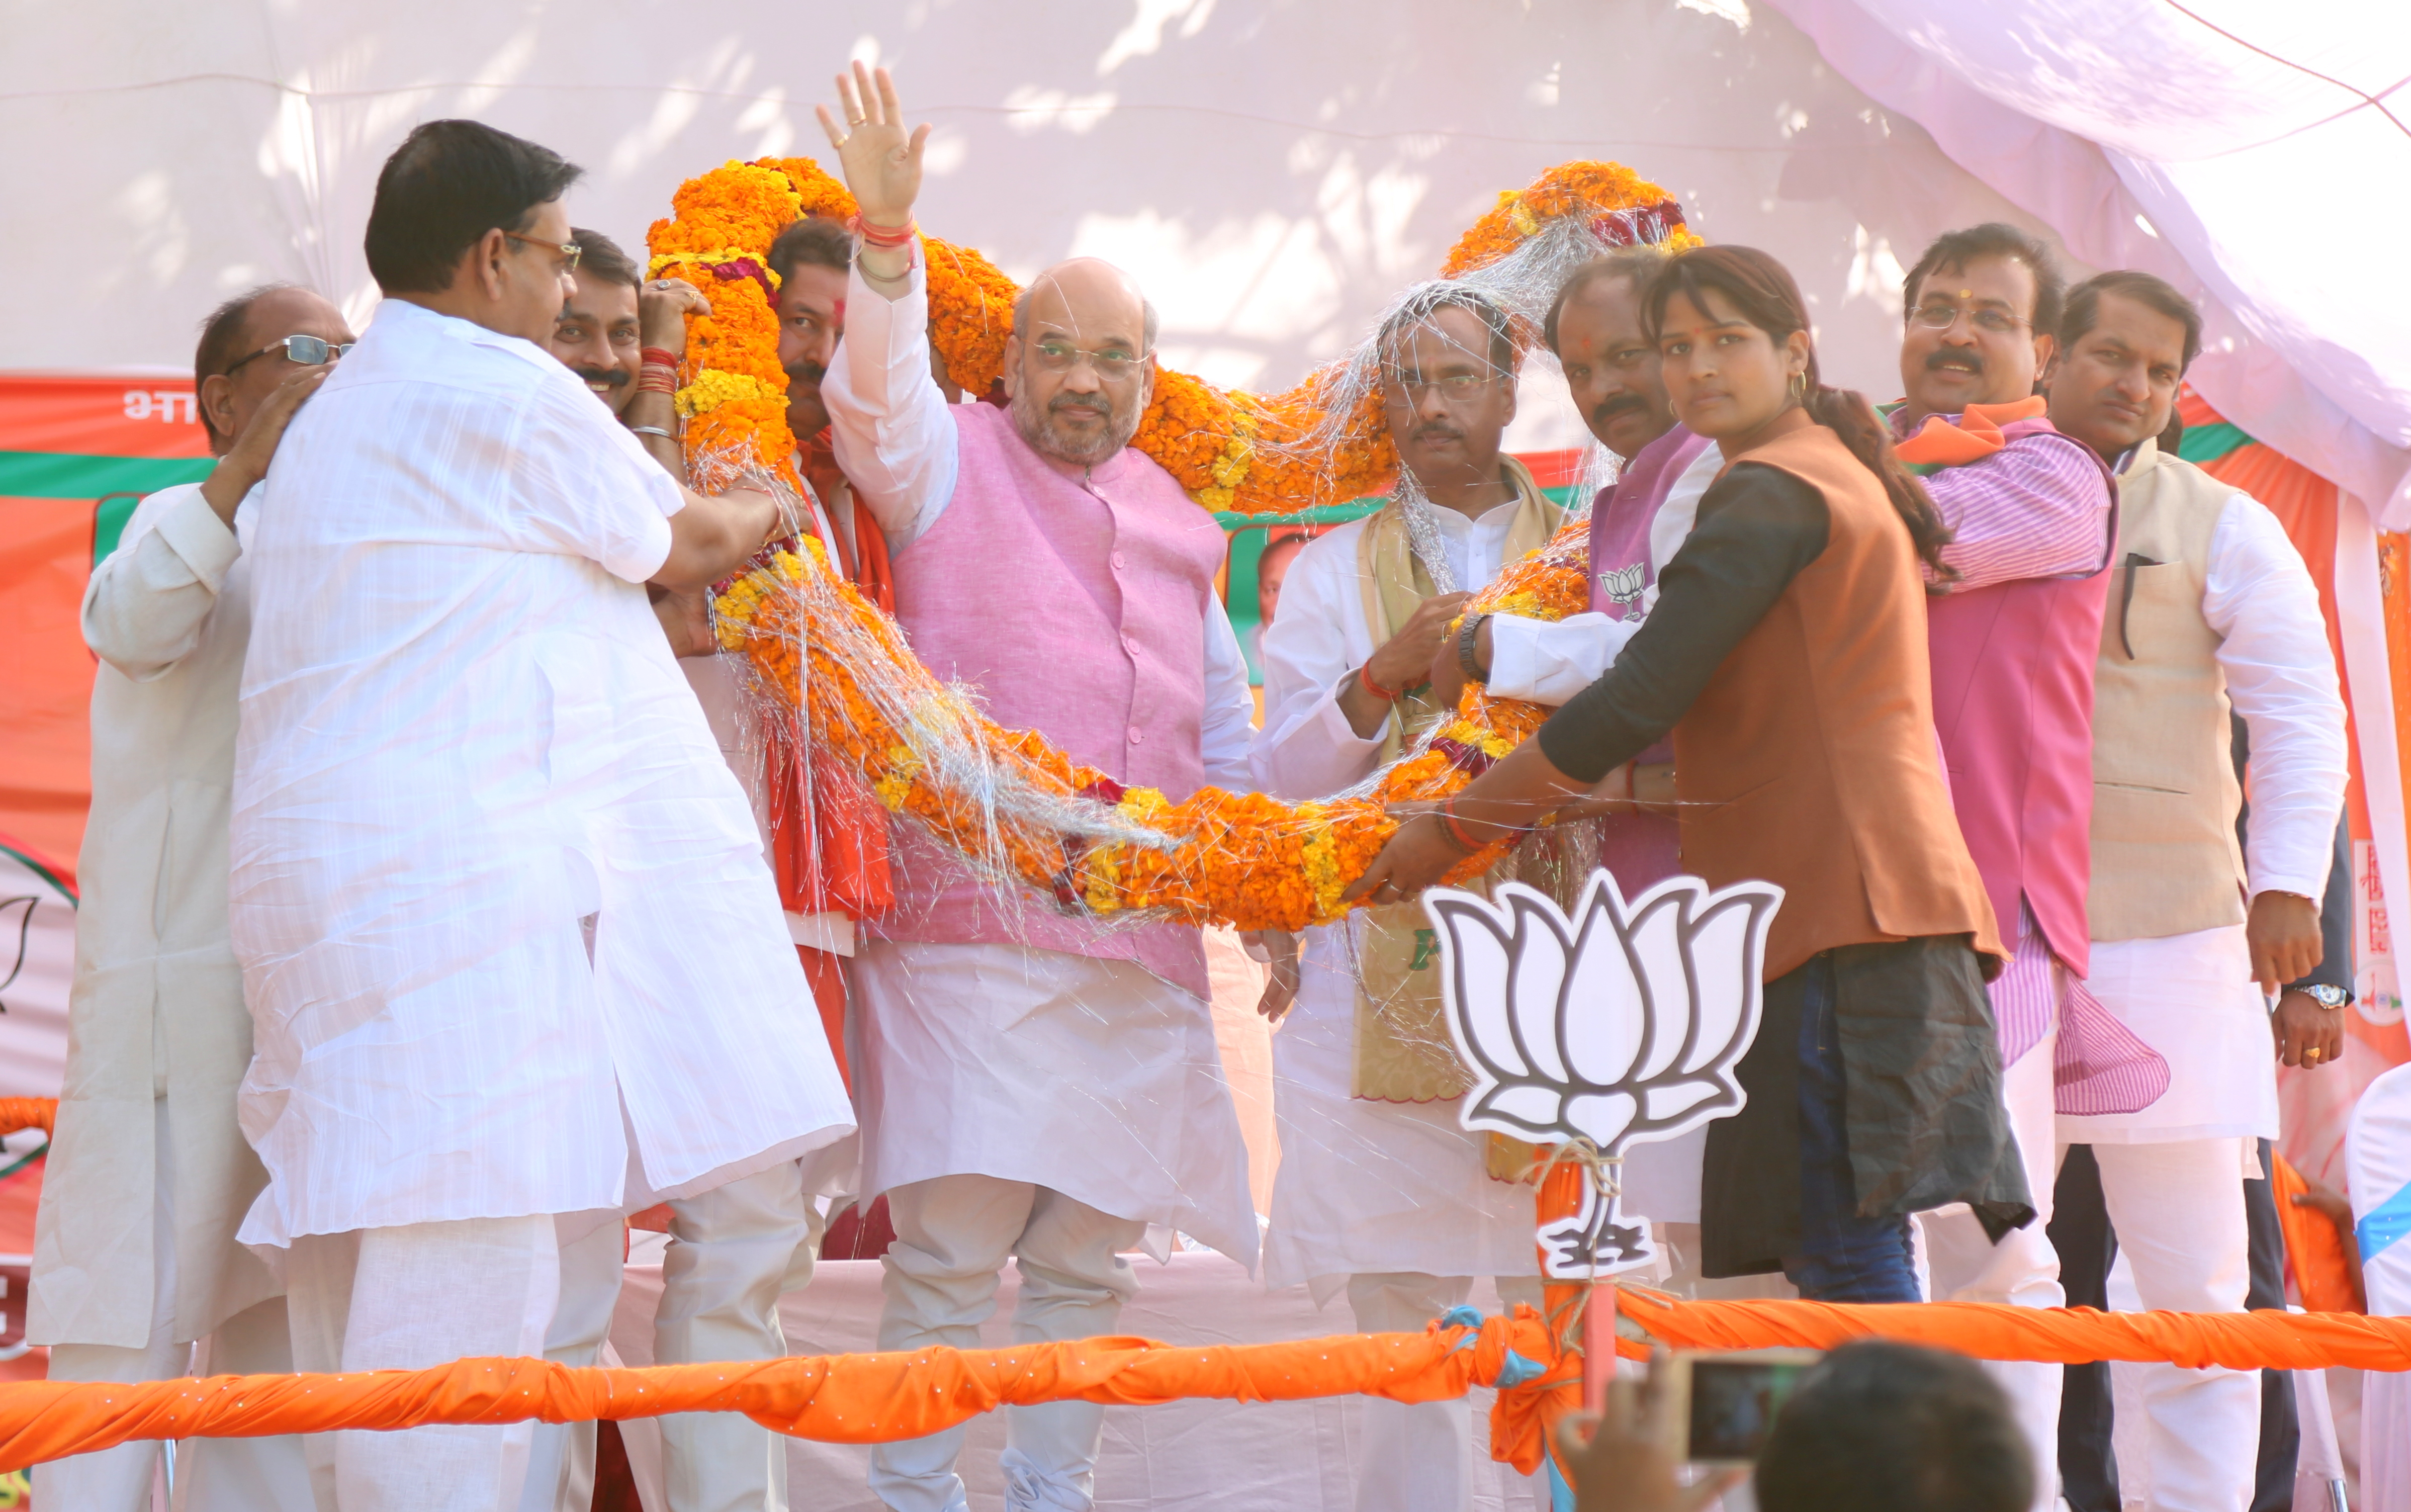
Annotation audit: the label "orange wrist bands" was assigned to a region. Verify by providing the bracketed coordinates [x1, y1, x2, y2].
[1358, 662, 1404, 702]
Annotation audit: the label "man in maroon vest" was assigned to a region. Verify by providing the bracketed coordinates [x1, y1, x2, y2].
[1886, 224, 2119, 1510]
[817, 65, 1259, 1512]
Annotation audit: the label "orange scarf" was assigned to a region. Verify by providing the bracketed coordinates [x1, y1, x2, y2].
[1893, 395, 2048, 467]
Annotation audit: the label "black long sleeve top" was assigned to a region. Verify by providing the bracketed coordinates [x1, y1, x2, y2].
[1535, 462, 1831, 784]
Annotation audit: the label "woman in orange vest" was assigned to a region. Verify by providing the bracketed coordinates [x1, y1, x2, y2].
[1348, 245, 2027, 1302]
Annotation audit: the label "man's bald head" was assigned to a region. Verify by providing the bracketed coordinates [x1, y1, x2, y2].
[1005, 257, 1157, 467]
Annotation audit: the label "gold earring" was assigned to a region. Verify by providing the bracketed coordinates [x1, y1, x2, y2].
[1790, 371, 1808, 404]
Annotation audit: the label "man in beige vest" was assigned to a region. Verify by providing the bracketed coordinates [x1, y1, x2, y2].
[2048, 271, 2347, 1512]
[28, 285, 346, 1511]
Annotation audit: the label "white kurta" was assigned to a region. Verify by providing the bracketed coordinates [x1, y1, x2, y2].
[824, 262, 1260, 1266]
[229, 298, 853, 1248]
[2063, 492, 2347, 1144]
[31, 483, 281, 1348]
[1248, 513, 1703, 1294]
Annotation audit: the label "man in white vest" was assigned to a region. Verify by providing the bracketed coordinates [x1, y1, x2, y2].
[28, 285, 346, 1512]
[817, 64, 1257, 1512]
[2046, 270, 2348, 1512]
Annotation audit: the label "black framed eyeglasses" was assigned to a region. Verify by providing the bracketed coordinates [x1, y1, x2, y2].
[504, 231, 583, 272]
[222, 334, 354, 377]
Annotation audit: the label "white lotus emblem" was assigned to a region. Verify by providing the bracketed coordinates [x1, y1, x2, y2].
[1428, 870, 1781, 1278]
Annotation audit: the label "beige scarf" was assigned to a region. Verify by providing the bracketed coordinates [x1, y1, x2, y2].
[1351, 457, 1563, 1104]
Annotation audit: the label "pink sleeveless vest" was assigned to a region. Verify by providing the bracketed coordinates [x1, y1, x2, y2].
[1585, 424, 1711, 894]
[871, 402, 1228, 998]
[1924, 419, 2114, 977]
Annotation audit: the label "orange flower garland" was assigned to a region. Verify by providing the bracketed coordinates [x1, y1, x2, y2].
[678, 154, 1676, 928]
[650, 156, 1686, 514]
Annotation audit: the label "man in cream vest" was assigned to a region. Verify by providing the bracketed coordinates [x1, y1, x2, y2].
[2048, 271, 2347, 1512]
[1249, 283, 1563, 1512]
[28, 285, 348, 1511]
[818, 66, 1258, 1512]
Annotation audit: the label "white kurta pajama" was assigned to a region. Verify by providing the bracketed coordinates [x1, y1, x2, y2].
[825, 263, 1257, 1512]
[30, 481, 311, 1512]
[231, 297, 853, 1512]
[2062, 482, 2347, 1512]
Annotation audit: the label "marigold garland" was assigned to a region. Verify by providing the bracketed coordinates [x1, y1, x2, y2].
[649, 156, 1687, 513]
[675, 155, 1670, 928]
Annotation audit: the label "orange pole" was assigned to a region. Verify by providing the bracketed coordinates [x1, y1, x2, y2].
[1534, 1158, 1594, 1450]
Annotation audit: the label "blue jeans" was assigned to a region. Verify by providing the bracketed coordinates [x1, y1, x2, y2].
[1780, 952, 1922, 1302]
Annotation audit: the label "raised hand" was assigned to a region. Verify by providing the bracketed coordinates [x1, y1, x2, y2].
[815, 62, 930, 230]
[638, 277, 710, 355]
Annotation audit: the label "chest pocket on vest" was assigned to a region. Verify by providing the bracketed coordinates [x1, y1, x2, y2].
[2113, 561, 2213, 667]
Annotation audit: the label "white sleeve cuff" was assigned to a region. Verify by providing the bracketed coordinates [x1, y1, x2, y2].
[1484, 612, 1635, 705]
[152, 488, 242, 593]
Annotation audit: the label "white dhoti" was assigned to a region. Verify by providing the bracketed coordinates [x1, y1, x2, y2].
[853, 939, 1253, 1511]
[2058, 924, 2268, 1512]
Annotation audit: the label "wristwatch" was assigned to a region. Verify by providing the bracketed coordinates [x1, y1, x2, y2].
[1457, 613, 1492, 685]
[2295, 984, 2351, 1011]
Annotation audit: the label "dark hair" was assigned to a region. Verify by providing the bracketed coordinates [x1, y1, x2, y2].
[1379, 282, 1520, 376]
[572, 228, 641, 290]
[1902, 222, 2064, 337]
[364, 120, 583, 295]
[194, 283, 299, 451]
[765, 216, 854, 289]
[2061, 270, 2203, 375]
[1543, 246, 1672, 354]
[1757, 1342, 2033, 1512]
[1643, 245, 1953, 577]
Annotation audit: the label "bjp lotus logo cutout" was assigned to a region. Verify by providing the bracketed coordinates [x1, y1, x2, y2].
[1427, 870, 1780, 1280]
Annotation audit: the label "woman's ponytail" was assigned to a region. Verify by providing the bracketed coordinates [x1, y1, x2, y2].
[1805, 384, 1956, 581]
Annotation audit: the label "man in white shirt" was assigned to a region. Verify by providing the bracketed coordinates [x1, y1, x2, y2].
[816, 65, 1256, 1512]
[230, 119, 854, 1512]
[2047, 271, 2348, 1512]
[28, 284, 346, 1512]
[1248, 282, 1561, 1512]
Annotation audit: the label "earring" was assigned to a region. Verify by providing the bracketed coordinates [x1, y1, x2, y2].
[1790, 371, 1808, 404]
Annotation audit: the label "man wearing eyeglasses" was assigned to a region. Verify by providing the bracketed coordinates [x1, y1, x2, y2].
[1877, 223, 2118, 1512]
[26, 284, 348, 1512]
[1244, 281, 1563, 1512]
[818, 64, 1257, 1512]
[226, 119, 854, 1512]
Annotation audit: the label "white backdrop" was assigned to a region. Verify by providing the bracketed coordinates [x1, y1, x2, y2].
[1, 0, 2080, 454]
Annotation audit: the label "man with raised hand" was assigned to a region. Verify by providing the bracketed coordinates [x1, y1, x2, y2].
[1876, 223, 2116, 1512]
[1248, 281, 1561, 1512]
[29, 284, 347, 1512]
[228, 119, 853, 1512]
[818, 63, 1257, 1512]
[2046, 271, 2345, 1512]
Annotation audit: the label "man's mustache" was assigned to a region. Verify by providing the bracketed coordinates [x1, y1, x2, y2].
[783, 360, 827, 387]
[571, 366, 628, 388]
[1411, 422, 1465, 445]
[1589, 391, 1648, 427]
[1925, 347, 1985, 377]
[1050, 393, 1111, 420]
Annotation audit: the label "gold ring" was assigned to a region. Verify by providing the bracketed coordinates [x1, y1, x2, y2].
[849, 116, 868, 127]
[2305, 1047, 2322, 1061]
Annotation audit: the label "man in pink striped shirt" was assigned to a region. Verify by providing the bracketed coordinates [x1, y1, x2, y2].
[1886, 223, 2122, 1512]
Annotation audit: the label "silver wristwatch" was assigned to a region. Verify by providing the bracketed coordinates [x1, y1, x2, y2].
[2296, 984, 2350, 1011]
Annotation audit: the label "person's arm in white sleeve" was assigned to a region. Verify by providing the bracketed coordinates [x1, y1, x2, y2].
[1199, 597, 1259, 791]
[1248, 532, 1390, 800]
[1485, 611, 1642, 705]
[2204, 493, 2349, 899]
[821, 259, 958, 555]
[82, 484, 237, 682]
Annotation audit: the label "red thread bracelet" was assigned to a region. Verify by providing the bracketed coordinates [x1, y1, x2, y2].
[850, 214, 919, 248]
[1439, 798, 1490, 855]
[1357, 663, 1404, 702]
[639, 347, 680, 370]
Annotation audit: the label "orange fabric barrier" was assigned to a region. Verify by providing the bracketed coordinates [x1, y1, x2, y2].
[1609, 1290, 2411, 1371]
[7, 1287, 2411, 1470]
[2270, 1152, 2362, 1313]
[0, 1312, 1570, 1474]
[0, 1101, 53, 1137]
